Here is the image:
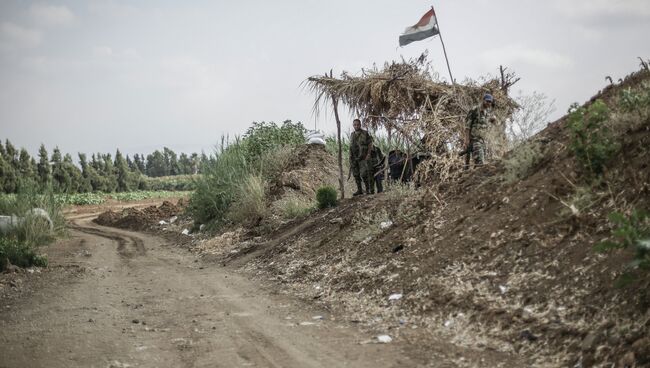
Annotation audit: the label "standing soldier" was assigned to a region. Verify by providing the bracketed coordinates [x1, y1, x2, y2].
[465, 93, 497, 167]
[350, 118, 375, 196]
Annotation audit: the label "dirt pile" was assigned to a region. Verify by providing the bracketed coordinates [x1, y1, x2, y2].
[94, 200, 184, 231]
[220, 69, 650, 366]
[263, 144, 343, 227]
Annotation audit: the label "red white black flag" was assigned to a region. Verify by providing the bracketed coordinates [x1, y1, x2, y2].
[399, 8, 440, 47]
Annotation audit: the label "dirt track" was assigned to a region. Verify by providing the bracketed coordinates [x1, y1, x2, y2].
[0, 208, 424, 368]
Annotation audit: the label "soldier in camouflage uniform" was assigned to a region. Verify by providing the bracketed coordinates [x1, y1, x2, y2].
[465, 93, 497, 167]
[350, 119, 375, 196]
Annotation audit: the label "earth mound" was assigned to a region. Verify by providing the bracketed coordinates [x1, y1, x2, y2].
[221, 69, 650, 366]
[94, 200, 183, 231]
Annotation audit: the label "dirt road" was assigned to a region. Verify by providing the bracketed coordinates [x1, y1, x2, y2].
[0, 210, 425, 368]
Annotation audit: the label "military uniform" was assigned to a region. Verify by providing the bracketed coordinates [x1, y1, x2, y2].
[466, 104, 495, 165]
[350, 129, 374, 195]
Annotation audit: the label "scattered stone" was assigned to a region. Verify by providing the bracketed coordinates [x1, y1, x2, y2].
[329, 218, 343, 224]
[520, 330, 538, 342]
[132, 319, 140, 324]
[377, 335, 392, 343]
[581, 331, 600, 352]
[388, 293, 403, 301]
[392, 244, 404, 253]
[618, 351, 636, 368]
[380, 221, 393, 230]
[632, 337, 650, 364]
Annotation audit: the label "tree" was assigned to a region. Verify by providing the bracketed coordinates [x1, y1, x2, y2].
[4, 139, 18, 169]
[114, 149, 132, 192]
[163, 147, 180, 176]
[507, 91, 556, 147]
[178, 153, 192, 175]
[37, 144, 51, 188]
[51, 147, 67, 192]
[0, 154, 17, 193]
[146, 150, 166, 177]
[102, 154, 118, 192]
[63, 153, 83, 193]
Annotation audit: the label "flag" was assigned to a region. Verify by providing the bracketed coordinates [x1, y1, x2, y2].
[399, 8, 440, 47]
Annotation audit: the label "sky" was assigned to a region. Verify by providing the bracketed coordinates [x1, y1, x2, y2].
[1, 0, 649, 159]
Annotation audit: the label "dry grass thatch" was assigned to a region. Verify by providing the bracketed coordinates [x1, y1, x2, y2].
[305, 55, 518, 185]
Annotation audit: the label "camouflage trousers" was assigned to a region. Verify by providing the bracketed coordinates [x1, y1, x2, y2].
[351, 158, 374, 187]
[469, 139, 486, 166]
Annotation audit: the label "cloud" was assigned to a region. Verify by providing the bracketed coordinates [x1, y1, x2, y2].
[92, 46, 113, 57]
[29, 4, 76, 27]
[552, 0, 650, 23]
[481, 45, 573, 69]
[0, 22, 42, 48]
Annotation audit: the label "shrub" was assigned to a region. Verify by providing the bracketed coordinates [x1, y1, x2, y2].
[227, 175, 268, 226]
[189, 136, 252, 226]
[595, 210, 650, 271]
[242, 120, 306, 161]
[316, 186, 338, 209]
[502, 141, 543, 183]
[567, 100, 619, 178]
[0, 236, 47, 270]
[619, 82, 650, 116]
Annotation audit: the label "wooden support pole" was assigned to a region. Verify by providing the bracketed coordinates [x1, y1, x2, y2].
[332, 96, 346, 199]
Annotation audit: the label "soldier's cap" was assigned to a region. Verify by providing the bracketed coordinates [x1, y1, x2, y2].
[483, 93, 494, 102]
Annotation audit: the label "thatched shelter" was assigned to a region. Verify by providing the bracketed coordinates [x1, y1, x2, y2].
[306, 56, 518, 194]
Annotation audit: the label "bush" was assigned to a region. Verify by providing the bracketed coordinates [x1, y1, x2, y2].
[189, 136, 252, 226]
[228, 175, 268, 226]
[0, 236, 47, 270]
[596, 210, 650, 271]
[567, 100, 619, 178]
[502, 141, 543, 183]
[316, 186, 338, 209]
[242, 120, 306, 161]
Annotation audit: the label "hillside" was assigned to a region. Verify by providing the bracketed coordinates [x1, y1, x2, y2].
[201, 69, 650, 367]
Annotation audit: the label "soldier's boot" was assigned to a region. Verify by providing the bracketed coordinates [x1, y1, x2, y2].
[376, 179, 384, 193]
[353, 179, 364, 196]
[365, 179, 374, 195]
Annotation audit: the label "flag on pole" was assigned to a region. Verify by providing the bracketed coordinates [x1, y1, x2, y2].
[399, 8, 440, 47]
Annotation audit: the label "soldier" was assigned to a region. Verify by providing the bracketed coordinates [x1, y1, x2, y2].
[349, 119, 375, 196]
[465, 93, 497, 167]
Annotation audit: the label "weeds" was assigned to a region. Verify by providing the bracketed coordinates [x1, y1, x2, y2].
[567, 100, 619, 178]
[228, 175, 268, 226]
[276, 196, 314, 220]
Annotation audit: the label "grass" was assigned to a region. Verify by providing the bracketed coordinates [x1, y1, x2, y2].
[276, 196, 315, 220]
[228, 175, 268, 226]
[502, 141, 543, 184]
[0, 185, 64, 270]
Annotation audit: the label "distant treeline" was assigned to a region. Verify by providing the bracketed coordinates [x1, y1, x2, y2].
[0, 139, 210, 194]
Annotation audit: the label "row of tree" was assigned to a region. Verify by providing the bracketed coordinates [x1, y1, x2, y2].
[0, 139, 212, 194]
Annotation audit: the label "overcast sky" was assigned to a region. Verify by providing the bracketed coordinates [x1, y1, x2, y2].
[1, 0, 649, 158]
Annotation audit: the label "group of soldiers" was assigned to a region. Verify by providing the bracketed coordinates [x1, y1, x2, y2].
[348, 93, 497, 196]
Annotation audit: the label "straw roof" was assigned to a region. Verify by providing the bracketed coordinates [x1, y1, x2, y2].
[305, 56, 518, 184]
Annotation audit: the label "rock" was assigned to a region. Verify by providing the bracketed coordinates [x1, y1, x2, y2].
[632, 338, 650, 364]
[520, 330, 538, 342]
[581, 331, 600, 352]
[329, 218, 343, 225]
[392, 244, 404, 253]
[132, 319, 140, 324]
[618, 352, 636, 368]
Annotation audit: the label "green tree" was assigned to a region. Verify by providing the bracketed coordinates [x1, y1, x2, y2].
[146, 150, 166, 177]
[37, 144, 51, 188]
[102, 154, 118, 192]
[0, 154, 17, 193]
[114, 149, 132, 192]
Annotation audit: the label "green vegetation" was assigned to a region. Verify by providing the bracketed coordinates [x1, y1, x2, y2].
[502, 141, 543, 184]
[316, 186, 338, 209]
[596, 210, 650, 272]
[0, 140, 207, 195]
[0, 185, 64, 271]
[567, 100, 619, 178]
[276, 196, 314, 220]
[189, 120, 307, 228]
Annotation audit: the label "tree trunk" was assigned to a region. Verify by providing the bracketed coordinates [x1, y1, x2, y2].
[332, 96, 345, 199]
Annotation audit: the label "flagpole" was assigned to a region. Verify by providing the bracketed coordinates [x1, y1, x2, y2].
[432, 5, 455, 84]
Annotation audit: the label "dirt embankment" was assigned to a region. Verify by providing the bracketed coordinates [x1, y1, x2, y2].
[204, 70, 650, 367]
[94, 200, 185, 231]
